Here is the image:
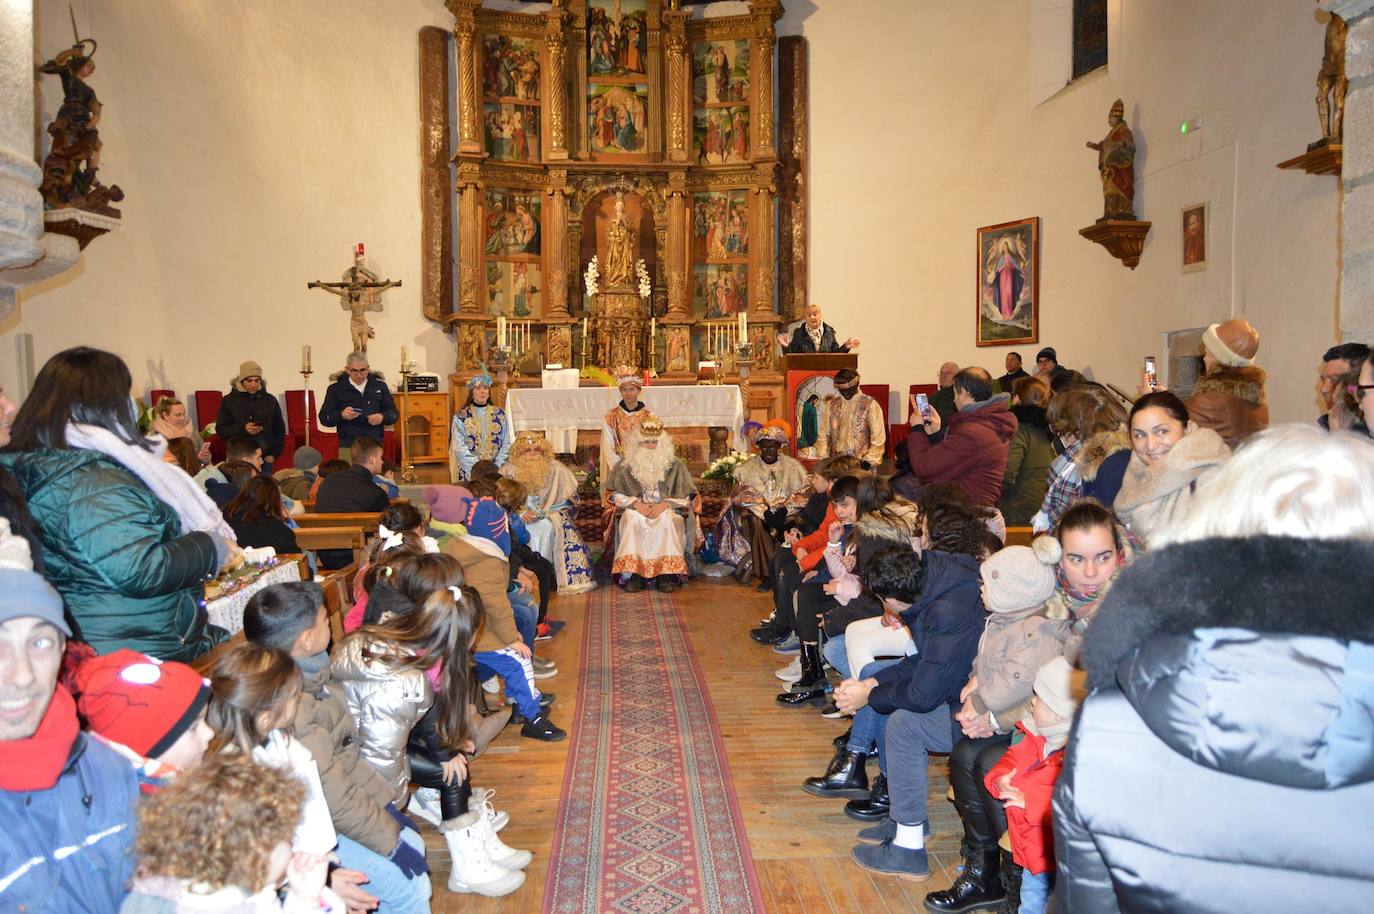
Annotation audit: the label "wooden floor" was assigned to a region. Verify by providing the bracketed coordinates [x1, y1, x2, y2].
[427, 577, 958, 914]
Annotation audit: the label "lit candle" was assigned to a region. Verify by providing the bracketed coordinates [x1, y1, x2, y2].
[498, 315, 507, 349]
[402, 345, 409, 369]
[301, 345, 311, 373]
[741, 310, 748, 339]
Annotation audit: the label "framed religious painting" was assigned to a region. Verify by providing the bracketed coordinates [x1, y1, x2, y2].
[976, 216, 1040, 347]
[587, 83, 649, 155]
[1181, 202, 1207, 273]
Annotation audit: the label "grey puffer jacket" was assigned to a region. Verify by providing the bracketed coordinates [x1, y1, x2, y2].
[1054, 536, 1374, 913]
[329, 633, 434, 804]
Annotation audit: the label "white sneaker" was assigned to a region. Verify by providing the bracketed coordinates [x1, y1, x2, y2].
[473, 794, 532, 870]
[472, 786, 509, 832]
[775, 657, 803, 683]
[408, 787, 442, 828]
[442, 813, 525, 897]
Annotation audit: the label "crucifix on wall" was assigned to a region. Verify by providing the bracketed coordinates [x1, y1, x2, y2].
[307, 243, 403, 353]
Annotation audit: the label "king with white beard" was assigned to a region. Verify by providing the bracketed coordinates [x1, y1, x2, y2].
[605, 416, 697, 592]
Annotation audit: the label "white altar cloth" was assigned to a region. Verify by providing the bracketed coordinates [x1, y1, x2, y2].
[507, 384, 747, 452]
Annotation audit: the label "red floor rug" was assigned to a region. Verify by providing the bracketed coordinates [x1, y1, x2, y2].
[543, 587, 766, 914]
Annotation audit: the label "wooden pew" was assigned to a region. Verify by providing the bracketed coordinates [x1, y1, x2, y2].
[191, 630, 245, 675]
[294, 527, 367, 567]
[294, 512, 385, 534]
[1004, 525, 1035, 547]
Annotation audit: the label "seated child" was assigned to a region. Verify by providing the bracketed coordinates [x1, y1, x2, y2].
[495, 476, 558, 631]
[121, 753, 344, 913]
[374, 459, 401, 499]
[985, 656, 1082, 914]
[310, 459, 350, 500]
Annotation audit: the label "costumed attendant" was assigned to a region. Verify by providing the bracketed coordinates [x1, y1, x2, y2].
[500, 431, 595, 594]
[450, 366, 511, 483]
[600, 365, 652, 484]
[605, 417, 696, 593]
[714, 420, 811, 589]
[816, 368, 886, 469]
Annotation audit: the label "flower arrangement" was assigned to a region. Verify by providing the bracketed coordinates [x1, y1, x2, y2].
[702, 450, 750, 484]
[584, 256, 600, 298]
[635, 260, 652, 300]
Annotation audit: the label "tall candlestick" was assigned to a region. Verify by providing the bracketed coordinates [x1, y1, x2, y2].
[402, 345, 409, 368]
[301, 345, 311, 373]
[498, 315, 507, 349]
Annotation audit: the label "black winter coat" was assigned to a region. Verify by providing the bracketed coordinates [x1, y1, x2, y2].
[781, 322, 849, 353]
[319, 373, 398, 448]
[315, 464, 389, 569]
[1054, 536, 1374, 913]
[216, 386, 286, 459]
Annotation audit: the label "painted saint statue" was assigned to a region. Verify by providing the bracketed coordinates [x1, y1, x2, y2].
[1087, 98, 1136, 220]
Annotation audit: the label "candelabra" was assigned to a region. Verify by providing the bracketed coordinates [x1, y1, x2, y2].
[398, 362, 418, 484]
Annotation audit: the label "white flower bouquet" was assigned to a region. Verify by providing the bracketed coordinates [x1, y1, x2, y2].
[584, 257, 600, 298]
[635, 260, 652, 300]
[702, 450, 750, 483]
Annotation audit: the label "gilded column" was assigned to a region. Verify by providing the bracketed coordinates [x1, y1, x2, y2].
[546, 169, 571, 319]
[663, 8, 690, 163]
[665, 171, 689, 320]
[544, 5, 571, 161]
[777, 35, 808, 320]
[750, 164, 777, 315]
[748, 0, 781, 161]
[447, 0, 482, 155]
[456, 161, 484, 315]
[419, 27, 454, 324]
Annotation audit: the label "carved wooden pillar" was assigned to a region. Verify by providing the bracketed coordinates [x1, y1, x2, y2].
[448, 0, 483, 155]
[456, 161, 484, 315]
[777, 35, 808, 321]
[665, 171, 690, 321]
[750, 164, 777, 315]
[748, 0, 781, 161]
[663, 9, 690, 163]
[544, 6, 571, 161]
[545, 169, 572, 319]
[419, 27, 454, 324]
[572, 13, 588, 161]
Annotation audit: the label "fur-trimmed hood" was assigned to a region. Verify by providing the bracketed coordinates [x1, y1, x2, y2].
[1074, 426, 1130, 482]
[1083, 536, 1374, 789]
[1193, 365, 1266, 407]
[854, 498, 921, 546]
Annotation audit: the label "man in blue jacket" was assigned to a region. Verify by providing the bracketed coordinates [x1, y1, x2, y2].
[832, 544, 985, 882]
[319, 352, 399, 449]
[0, 567, 138, 913]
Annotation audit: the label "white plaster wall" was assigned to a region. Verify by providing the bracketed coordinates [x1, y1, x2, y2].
[4, 0, 1339, 427]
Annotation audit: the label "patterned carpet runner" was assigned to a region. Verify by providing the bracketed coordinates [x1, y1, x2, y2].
[543, 587, 766, 914]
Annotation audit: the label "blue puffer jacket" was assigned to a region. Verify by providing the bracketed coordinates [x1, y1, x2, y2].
[0, 448, 221, 661]
[0, 727, 139, 913]
[1055, 536, 1374, 913]
[868, 549, 986, 715]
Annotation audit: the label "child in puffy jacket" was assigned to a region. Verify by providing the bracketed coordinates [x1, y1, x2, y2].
[984, 656, 1082, 914]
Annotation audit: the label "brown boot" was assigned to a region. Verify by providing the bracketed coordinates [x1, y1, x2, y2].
[468, 703, 512, 759]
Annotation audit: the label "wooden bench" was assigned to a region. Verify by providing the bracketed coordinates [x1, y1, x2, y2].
[294, 512, 385, 534]
[1004, 525, 1035, 547]
[294, 527, 367, 566]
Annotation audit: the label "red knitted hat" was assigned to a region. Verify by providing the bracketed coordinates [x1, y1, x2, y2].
[75, 649, 210, 759]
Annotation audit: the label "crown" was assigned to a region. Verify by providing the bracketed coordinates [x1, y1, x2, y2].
[639, 416, 665, 438]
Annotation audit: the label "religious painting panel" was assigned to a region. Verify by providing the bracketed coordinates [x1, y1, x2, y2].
[1181, 202, 1207, 273]
[484, 103, 541, 162]
[483, 35, 541, 102]
[484, 188, 542, 257]
[587, 0, 649, 78]
[587, 84, 649, 154]
[692, 39, 750, 105]
[693, 263, 748, 319]
[692, 190, 749, 260]
[485, 261, 544, 318]
[692, 107, 750, 165]
[976, 217, 1040, 347]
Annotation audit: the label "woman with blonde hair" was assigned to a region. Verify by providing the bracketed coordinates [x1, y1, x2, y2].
[150, 396, 210, 465]
[1054, 423, 1374, 911]
[1031, 384, 1129, 532]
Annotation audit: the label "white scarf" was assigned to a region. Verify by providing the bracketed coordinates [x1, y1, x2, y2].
[65, 422, 238, 543]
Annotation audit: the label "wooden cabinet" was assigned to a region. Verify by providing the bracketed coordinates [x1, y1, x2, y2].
[397, 392, 450, 465]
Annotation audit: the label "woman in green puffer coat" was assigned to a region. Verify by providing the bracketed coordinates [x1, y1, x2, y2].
[1, 347, 238, 661]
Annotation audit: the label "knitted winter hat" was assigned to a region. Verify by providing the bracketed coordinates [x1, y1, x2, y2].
[1202, 318, 1259, 368]
[236, 360, 264, 383]
[979, 543, 1057, 614]
[423, 484, 474, 524]
[465, 497, 511, 557]
[1033, 655, 1082, 722]
[1035, 347, 1057, 364]
[0, 568, 70, 636]
[293, 446, 323, 471]
[75, 649, 210, 759]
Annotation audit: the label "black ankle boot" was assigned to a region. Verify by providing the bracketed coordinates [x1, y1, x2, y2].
[844, 772, 890, 821]
[750, 619, 790, 644]
[832, 726, 852, 750]
[996, 848, 1022, 914]
[801, 748, 870, 798]
[776, 643, 826, 706]
[922, 845, 1003, 913]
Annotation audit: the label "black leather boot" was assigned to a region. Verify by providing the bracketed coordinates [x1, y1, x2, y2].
[843, 772, 890, 821]
[922, 845, 1004, 913]
[776, 642, 826, 706]
[801, 748, 870, 798]
[750, 618, 790, 644]
[996, 848, 1022, 914]
[832, 727, 852, 750]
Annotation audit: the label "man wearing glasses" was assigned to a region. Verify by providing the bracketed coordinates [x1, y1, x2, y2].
[319, 351, 399, 449]
[1317, 342, 1370, 433]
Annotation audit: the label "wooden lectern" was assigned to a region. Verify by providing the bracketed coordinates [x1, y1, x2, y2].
[782, 352, 861, 455]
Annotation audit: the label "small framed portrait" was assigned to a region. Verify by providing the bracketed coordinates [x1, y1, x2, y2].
[1182, 202, 1207, 273]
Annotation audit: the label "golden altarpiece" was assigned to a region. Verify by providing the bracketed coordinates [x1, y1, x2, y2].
[417, 0, 810, 425]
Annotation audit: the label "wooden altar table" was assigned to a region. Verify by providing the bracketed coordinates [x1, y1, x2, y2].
[506, 385, 748, 452]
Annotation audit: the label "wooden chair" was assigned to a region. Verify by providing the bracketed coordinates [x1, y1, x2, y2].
[191, 630, 246, 675]
[1004, 526, 1035, 547]
[294, 527, 367, 567]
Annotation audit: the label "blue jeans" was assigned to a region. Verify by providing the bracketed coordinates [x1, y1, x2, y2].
[335, 831, 432, 914]
[823, 634, 850, 680]
[510, 590, 537, 649]
[846, 659, 901, 756]
[1020, 870, 1050, 914]
[474, 647, 542, 719]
